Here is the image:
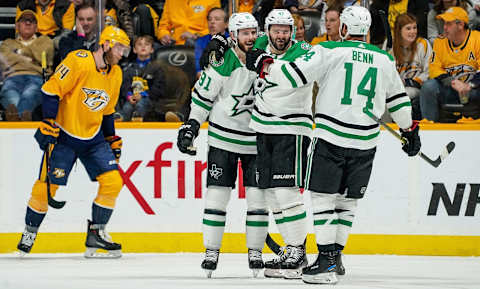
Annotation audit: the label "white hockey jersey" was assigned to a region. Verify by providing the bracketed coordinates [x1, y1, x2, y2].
[266, 40, 412, 150]
[249, 35, 314, 137]
[189, 48, 258, 154]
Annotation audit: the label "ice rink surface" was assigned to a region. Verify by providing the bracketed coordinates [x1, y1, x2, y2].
[0, 253, 479, 289]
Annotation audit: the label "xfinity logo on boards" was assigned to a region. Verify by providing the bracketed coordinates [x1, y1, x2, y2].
[427, 183, 480, 216]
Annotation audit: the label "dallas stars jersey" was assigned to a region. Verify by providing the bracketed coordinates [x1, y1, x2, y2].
[266, 41, 412, 150]
[42, 50, 121, 140]
[430, 29, 480, 81]
[250, 35, 314, 137]
[189, 48, 258, 154]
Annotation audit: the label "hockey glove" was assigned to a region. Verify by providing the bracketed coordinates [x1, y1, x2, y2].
[246, 49, 274, 78]
[400, 121, 421, 157]
[34, 119, 59, 151]
[106, 135, 122, 162]
[404, 78, 421, 89]
[199, 34, 229, 70]
[177, 119, 200, 156]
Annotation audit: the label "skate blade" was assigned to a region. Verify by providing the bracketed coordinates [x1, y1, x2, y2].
[84, 248, 122, 259]
[251, 269, 262, 278]
[302, 272, 338, 284]
[264, 268, 283, 278]
[283, 268, 303, 279]
[204, 269, 213, 278]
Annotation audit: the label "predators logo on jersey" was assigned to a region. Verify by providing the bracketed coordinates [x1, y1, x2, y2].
[82, 88, 110, 112]
[41, 49, 122, 140]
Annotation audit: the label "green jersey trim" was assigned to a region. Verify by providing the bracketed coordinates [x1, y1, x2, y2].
[316, 123, 380, 140]
[211, 49, 243, 77]
[388, 101, 411, 113]
[319, 41, 394, 61]
[252, 114, 313, 129]
[192, 96, 212, 111]
[208, 131, 256, 146]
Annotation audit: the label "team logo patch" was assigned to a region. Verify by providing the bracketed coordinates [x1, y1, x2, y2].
[301, 42, 312, 50]
[76, 51, 88, 58]
[52, 168, 65, 178]
[192, 5, 205, 13]
[231, 85, 255, 116]
[209, 164, 223, 180]
[360, 186, 367, 195]
[82, 88, 110, 111]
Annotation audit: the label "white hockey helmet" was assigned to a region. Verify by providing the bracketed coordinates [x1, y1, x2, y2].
[339, 6, 371, 40]
[228, 12, 259, 41]
[264, 9, 295, 36]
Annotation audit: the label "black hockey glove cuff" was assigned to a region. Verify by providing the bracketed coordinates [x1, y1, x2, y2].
[199, 33, 229, 70]
[246, 49, 274, 77]
[400, 120, 421, 157]
[177, 119, 200, 155]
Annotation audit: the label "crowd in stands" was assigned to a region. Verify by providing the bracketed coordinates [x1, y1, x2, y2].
[1, 0, 480, 123]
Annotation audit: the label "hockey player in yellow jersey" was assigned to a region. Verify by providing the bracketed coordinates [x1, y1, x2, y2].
[420, 7, 480, 121]
[17, 26, 130, 258]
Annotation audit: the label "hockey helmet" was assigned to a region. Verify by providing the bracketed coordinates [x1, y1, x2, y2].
[339, 6, 371, 40]
[264, 9, 294, 38]
[228, 12, 259, 40]
[99, 25, 131, 57]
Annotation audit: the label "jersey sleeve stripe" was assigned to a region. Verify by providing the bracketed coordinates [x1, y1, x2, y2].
[281, 64, 298, 88]
[193, 88, 214, 104]
[251, 114, 313, 129]
[316, 123, 380, 140]
[192, 96, 212, 111]
[209, 121, 256, 136]
[208, 130, 256, 146]
[254, 105, 313, 120]
[289, 62, 307, 85]
[386, 92, 408, 103]
[315, 113, 379, 130]
[388, 101, 411, 113]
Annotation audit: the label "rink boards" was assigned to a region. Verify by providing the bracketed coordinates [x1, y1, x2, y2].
[0, 122, 479, 255]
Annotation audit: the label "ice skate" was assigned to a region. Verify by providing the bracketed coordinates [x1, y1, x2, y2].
[248, 249, 264, 277]
[281, 245, 307, 279]
[264, 247, 287, 278]
[302, 251, 338, 284]
[201, 248, 219, 278]
[84, 220, 122, 258]
[17, 228, 37, 256]
[336, 251, 345, 276]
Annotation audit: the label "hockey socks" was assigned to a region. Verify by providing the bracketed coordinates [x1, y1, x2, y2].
[92, 202, 113, 225]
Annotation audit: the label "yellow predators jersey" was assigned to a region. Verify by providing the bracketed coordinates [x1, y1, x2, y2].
[42, 50, 122, 140]
[430, 29, 480, 81]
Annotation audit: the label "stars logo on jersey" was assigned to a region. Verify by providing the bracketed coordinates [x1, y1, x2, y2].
[82, 88, 110, 112]
[231, 84, 255, 116]
[253, 78, 277, 100]
[209, 163, 223, 180]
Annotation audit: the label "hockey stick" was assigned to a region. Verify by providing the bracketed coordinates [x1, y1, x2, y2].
[364, 109, 455, 168]
[265, 233, 284, 256]
[45, 144, 66, 209]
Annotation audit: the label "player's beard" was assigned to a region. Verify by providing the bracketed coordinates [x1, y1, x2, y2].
[238, 41, 254, 53]
[271, 35, 290, 52]
[105, 50, 119, 66]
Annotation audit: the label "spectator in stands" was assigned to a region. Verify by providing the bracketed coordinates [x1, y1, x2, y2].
[391, 13, 432, 120]
[58, 2, 97, 62]
[69, 0, 84, 6]
[420, 7, 480, 122]
[104, 0, 135, 41]
[311, 5, 342, 45]
[132, 3, 161, 43]
[16, 0, 75, 38]
[157, 0, 221, 47]
[292, 13, 306, 42]
[284, 0, 325, 12]
[369, 0, 429, 47]
[427, 0, 477, 44]
[119, 35, 182, 122]
[195, 7, 229, 78]
[0, 10, 54, 121]
[230, 0, 257, 13]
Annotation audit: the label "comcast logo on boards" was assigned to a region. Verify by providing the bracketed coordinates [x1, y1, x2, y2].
[427, 183, 480, 216]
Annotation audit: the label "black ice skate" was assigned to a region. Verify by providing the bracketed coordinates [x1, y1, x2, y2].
[302, 251, 338, 284]
[336, 251, 345, 275]
[281, 245, 308, 279]
[264, 247, 287, 278]
[248, 249, 264, 277]
[201, 248, 219, 278]
[17, 228, 37, 256]
[84, 220, 122, 258]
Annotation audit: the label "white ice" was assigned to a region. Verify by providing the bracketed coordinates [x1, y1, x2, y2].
[0, 253, 479, 289]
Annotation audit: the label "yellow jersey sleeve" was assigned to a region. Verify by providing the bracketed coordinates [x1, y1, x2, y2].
[103, 65, 122, 116]
[42, 52, 79, 99]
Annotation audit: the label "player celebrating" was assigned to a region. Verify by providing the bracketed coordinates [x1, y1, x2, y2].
[246, 6, 421, 284]
[17, 26, 130, 258]
[201, 9, 313, 279]
[177, 12, 268, 278]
